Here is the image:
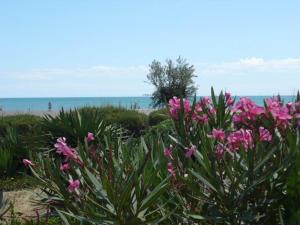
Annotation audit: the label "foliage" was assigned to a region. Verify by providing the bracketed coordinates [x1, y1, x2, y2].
[0, 190, 10, 222]
[41, 107, 122, 147]
[0, 115, 41, 135]
[0, 176, 38, 191]
[16, 89, 300, 224]
[41, 107, 148, 147]
[166, 88, 300, 224]
[0, 115, 42, 178]
[0, 127, 25, 177]
[88, 106, 148, 136]
[148, 109, 169, 126]
[147, 57, 197, 108]
[29, 124, 170, 225]
[285, 90, 300, 224]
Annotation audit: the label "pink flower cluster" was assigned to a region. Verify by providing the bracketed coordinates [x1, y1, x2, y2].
[164, 145, 176, 178]
[164, 145, 173, 160]
[167, 93, 300, 160]
[211, 129, 225, 142]
[233, 97, 264, 126]
[193, 97, 218, 124]
[286, 101, 300, 126]
[23, 159, 34, 167]
[227, 129, 254, 152]
[54, 137, 79, 161]
[68, 179, 80, 193]
[193, 101, 209, 124]
[54, 133, 94, 193]
[169, 93, 234, 124]
[259, 127, 272, 142]
[225, 92, 234, 106]
[87, 132, 95, 141]
[169, 97, 191, 120]
[167, 163, 176, 178]
[185, 145, 196, 158]
[265, 98, 293, 128]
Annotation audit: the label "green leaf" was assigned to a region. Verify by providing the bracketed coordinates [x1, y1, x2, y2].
[190, 169, 217, 193]
[139, 177, 169, 211]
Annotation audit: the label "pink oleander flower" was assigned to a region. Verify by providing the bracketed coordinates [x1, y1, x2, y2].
[215, 144, 225, 159]
[295, 113, 300, 119]
[200, 97, 212, 106]
[286, 102, 293, 111]
[211, 128, 225, 141]
[259, 127, 272, 142]
[167, 162, 176, 178]
[68, 179, 80, 193]
[169, 97, 191, 120]
[185, 145, 196, 158]
[87, 132, 95, 142]
[164, 145, 173, 160]
[232, 97, 264, 126]
[266, 98, 292, 128]
[60, 163, 71, 172]
[54, 137, 78, 160]
[227, 129, 254, 152]
[225, 92, 234, 106]
[210, 108, 217, 115]
[233, 97, 264, 115]
[194, 114, 209, 124]
[192, 99, 212, 123]
[23, 159, 34, 167]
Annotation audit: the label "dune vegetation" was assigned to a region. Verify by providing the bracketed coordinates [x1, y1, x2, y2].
[1, 89, 300, 224]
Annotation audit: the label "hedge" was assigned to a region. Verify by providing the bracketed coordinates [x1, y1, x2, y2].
[148, 108, 169, 126]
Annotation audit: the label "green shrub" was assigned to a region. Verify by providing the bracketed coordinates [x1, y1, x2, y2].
[41, 107, 148, 146]
[81, 106, 148, 135]
[148, 108, 169, 126]
[0, 115, 42, 178]
[166, 89, 300, 224]
[30, 127, 169, 225]
[0, 115, 41, 135]
[41, 108, 118, 147]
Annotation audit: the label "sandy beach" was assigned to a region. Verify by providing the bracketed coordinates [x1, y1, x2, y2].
[0, 109, 155, 117]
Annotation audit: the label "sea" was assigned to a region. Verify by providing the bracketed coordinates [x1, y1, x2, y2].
[0, 96, 296, 112]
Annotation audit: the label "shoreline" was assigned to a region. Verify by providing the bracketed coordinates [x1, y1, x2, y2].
[0, 108, 155, 117]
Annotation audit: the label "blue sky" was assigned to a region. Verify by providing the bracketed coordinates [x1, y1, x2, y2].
[0, 0, 299, 97]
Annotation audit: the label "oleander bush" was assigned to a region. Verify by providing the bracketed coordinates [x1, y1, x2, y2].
[29, 124, 170, 225]
[165, 89, 300, 224]
[23, 89, 300, 224]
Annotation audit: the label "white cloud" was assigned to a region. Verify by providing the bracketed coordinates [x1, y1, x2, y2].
[200, 57, 300, 75]
[0, 65, 151, 97]
[196, 57, 300, 96]
[0, 58, 299, 97]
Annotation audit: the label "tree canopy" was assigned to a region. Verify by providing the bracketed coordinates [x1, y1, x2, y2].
[147, 57, 197, 108]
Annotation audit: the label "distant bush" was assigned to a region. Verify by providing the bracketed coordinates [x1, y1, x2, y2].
[75, 106, 149, 136]
[0, 115, 41, 178]
[148, 108, 169, 126]
[92, 106, 148, 136]
[0, 114, 41, 135]
[41, 106, 148, 147]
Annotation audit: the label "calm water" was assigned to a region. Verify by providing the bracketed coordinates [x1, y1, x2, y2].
[0, 96, 296, 112]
